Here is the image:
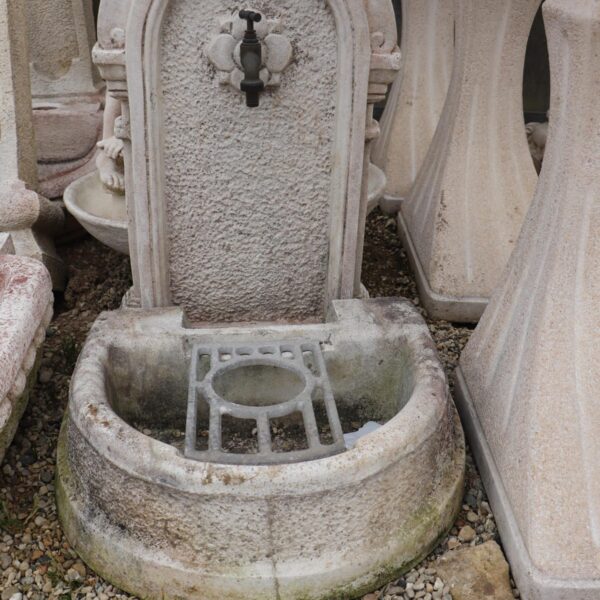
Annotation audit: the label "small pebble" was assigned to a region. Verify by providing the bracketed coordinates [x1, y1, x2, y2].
[458, 525, 476, 542]
[37, 368, 53, 384]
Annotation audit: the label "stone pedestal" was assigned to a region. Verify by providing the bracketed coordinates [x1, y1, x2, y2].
[399, 0, 539, 322]
[455, 1, 600, 597]
[372, 0, 454, 201]
[27, 0, 103, 199]
[0, 0, 66, 289]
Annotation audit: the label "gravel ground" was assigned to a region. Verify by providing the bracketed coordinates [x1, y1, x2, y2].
[0, 211, 519, 599]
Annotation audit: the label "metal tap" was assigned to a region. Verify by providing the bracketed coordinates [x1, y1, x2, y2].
[238, 10, 265, 107]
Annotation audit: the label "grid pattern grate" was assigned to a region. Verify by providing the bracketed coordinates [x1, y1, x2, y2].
[185, 340, 345, 465]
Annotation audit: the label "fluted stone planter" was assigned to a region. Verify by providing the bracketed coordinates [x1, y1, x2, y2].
[399, 0, 540, 322]
[372, 0, 454, 201]
[455, 1, 600, 597]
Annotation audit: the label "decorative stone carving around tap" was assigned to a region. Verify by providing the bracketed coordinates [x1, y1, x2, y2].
[207, 10, 293, 93]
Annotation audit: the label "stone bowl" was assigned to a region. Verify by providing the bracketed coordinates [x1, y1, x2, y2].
[64, 171, 129, 255]
[57, 299, 464, 600]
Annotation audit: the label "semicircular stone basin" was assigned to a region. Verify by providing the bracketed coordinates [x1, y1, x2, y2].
[56, 299, 464, 600]
[63, 171, 129, 255]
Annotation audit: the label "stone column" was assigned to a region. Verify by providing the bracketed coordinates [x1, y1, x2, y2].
[0, 0, 65, 289]
[455, 1, 600, 597]
[399, 0, 539, 322]
[372, 0, 454, 203]
[27, 0, 103, 198]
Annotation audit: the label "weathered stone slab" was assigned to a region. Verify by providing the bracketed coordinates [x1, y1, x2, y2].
[114, 0, 388, 324]
[0, 255, 53, 462]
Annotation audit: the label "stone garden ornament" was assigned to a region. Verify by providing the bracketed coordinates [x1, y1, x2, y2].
[207, 10, 294, 95]
[27, 0, 103, 199]
[372, 0, 454, 203]
[63, 3, 129, 255]
[57, 1, 465, 599]
[455, 0, 600, 597]
[398, 0, 540, 322]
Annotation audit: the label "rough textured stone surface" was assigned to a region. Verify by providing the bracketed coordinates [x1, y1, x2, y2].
[373, 0, 454, 200]
[398, 0, 539, 322]
[161, 1, 337, 322]
[0, 255, 53, 462]
[435, 542, 513, 600]
[120, 0, 376, 321]
[455, 2, 600, 597]
[57, 300, 464, 600]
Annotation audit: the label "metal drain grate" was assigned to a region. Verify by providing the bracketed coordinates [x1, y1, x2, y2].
[185, 340, 345, 465]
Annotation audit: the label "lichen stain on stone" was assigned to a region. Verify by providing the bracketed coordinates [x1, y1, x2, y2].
[10, 275, 29, 285]
[219, 472, 248, 485]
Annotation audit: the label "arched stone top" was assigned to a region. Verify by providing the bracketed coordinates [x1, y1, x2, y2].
[122, 0, 375, 322]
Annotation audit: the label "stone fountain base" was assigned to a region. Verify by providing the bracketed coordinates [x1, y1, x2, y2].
[57, 299, 464, 600]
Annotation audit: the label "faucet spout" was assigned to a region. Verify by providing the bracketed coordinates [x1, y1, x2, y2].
[239, 10, 265, 108]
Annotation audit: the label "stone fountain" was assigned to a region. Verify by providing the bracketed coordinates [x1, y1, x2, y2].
[63, 1, 129, 255]
[57, 2, 464, 599]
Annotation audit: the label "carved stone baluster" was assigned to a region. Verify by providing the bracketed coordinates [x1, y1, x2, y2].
[0, 0, 65, 289]
[399, 0, 539, 322]
[372, 0, 454, 204]
[352, 0, 401, 294]
[455, 1, 600, 596]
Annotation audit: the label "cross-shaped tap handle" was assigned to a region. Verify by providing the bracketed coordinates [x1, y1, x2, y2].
[239, 10, 262, 31]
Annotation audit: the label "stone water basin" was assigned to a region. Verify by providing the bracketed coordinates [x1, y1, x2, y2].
[57, 298, 464, 600]
[0, 255, 53, 461]
[64, 171, 129, 255]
